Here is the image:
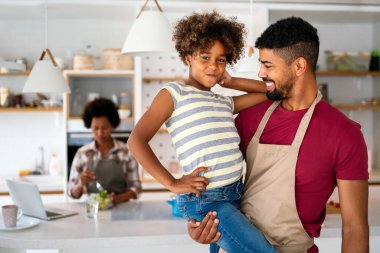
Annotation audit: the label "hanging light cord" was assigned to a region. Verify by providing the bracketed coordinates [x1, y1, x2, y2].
[44, 0, 48, 49]
[136, 0, 163, 18]
[39, 0, 57, 66]
[248, 0, 254, 57]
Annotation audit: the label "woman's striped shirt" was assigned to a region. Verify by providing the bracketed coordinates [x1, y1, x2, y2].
[163, 82, 243, 189]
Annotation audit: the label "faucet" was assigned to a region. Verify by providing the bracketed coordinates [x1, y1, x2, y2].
[35, 146, 45, 175]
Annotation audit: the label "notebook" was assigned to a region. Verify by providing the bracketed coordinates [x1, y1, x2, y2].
[6, 179, 77, 221]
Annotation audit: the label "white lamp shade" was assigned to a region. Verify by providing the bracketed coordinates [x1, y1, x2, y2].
[23, 60, 70, 94]
[122, 10, 175, 56]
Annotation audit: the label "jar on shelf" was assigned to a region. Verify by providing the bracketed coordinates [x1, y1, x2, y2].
[118, 91, 131, 119]
[0, 87, 10, 107]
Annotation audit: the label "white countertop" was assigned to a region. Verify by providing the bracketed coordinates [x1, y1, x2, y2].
[0, 200, 204, 251]
[0, 190, 379, 251]
[0, 175, 65, 193]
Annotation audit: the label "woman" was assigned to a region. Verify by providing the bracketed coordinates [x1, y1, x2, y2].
[68, 97, 142, 206]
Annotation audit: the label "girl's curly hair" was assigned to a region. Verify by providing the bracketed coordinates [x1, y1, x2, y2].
[173, 10, 246, 66]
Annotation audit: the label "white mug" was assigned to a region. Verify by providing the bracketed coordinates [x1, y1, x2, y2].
[2, 205, 23, 228]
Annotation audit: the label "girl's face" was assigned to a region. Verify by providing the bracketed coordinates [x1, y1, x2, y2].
[186, 40, 227, 91]
[91, 116, 113, 146]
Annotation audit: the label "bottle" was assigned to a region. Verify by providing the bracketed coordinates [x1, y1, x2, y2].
[369, 50, 380, 71]
[49, 154, 61, 176]
[72, 87, 82, 117]
[35, 146, 45, 175]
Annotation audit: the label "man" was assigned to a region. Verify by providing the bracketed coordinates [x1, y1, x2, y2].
[188, 16, 369, 253]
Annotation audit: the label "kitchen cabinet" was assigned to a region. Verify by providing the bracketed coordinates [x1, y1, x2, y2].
[63, 70, 138, 134]
[63, 70, 135, 119]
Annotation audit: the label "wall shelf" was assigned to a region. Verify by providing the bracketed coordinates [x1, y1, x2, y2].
[0, 107, 63, 112]
[333, 104, 380, 110]
[63, 69, 134, 77]
[143, 77, 187, 83]
[0, 70, 31, 76]
[317, 71, 380, 77]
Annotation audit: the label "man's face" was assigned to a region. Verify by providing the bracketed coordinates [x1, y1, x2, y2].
[258, 48, 296, 101]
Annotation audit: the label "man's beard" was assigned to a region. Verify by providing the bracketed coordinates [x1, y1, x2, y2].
[266, 89, 283, 101]
[263, 74, 295, 101]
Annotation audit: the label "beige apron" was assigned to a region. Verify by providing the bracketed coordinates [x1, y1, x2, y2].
[240, 91, 322, 253]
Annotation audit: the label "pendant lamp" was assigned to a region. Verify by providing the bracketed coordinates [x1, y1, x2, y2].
[236, 0, 260, 77]
[122, 0, 175, 56]
[23, 1, 70, 94]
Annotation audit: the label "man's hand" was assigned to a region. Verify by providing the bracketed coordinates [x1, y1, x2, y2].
[168, 167, 209, 196]
[188, 211, 221, 244]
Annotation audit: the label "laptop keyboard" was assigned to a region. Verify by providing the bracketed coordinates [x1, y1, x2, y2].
[46, 210, 60, 217]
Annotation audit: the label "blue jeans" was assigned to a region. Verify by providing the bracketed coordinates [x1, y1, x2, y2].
[177, 179, 277, 253]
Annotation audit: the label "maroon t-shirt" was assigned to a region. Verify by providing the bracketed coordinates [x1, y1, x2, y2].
[235, 100, 368, 253]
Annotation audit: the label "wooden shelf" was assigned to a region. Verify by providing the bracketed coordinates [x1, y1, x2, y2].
[0, 70, 31, 76]
[0, 107, 63, 112]
[63, 69, 135, 77]
[143, 77, 187, 83]
[333, 104, 380, 110]
[67, 116, 134, 121]
[317, 71, 380, 77]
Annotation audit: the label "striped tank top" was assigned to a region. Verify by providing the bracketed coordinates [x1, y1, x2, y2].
[163, 82, 243, 189]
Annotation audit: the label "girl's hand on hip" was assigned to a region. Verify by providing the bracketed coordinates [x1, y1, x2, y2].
[169, 167, 209, 196]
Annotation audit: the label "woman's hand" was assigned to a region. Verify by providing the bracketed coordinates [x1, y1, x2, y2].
[168, 167, 209, 196]
[110, 191, 136, 206]
[187, 211, 221, 244]
[79, 168, 96, 186]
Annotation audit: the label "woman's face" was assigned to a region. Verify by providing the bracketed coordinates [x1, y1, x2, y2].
[91, 116, 113, 145]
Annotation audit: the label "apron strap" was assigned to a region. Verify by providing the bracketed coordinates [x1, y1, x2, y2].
[291, 90, 323, 148]
[253, 101, 281, 139]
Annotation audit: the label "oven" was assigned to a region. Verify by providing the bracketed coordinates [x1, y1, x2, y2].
[67, 131, 131, 181]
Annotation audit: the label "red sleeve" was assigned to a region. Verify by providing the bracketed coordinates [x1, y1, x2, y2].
[335, 124, 369, 180]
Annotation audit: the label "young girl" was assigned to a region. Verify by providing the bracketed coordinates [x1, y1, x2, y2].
[128, 11, 277, 253]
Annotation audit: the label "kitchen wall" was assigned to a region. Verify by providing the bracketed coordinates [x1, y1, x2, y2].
[0, 112, 65, 176]
[1, 1, 380, 178]
[0, 13, 134, 177]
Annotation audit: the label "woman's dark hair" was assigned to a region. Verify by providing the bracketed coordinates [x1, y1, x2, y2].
[173, 10, 246, 66]
[255, 16, 320, 72]
[82, 97, 120, 129]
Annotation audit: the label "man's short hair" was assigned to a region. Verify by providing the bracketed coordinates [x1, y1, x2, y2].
[255, 16, 319, 72]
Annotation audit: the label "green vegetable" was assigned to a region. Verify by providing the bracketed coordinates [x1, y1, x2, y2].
[371, 50, 380, 57]
[99, 190, 108, 198]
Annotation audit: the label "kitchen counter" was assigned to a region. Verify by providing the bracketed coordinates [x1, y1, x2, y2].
[0, 175, 64, 195]
[0, 200, 207, 253]
[0, 186, 379, 253]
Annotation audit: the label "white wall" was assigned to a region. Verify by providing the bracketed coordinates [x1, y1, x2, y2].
[0, 112, 66, 176]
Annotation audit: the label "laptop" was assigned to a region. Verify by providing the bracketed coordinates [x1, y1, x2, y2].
[6, 179, 77, 221]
